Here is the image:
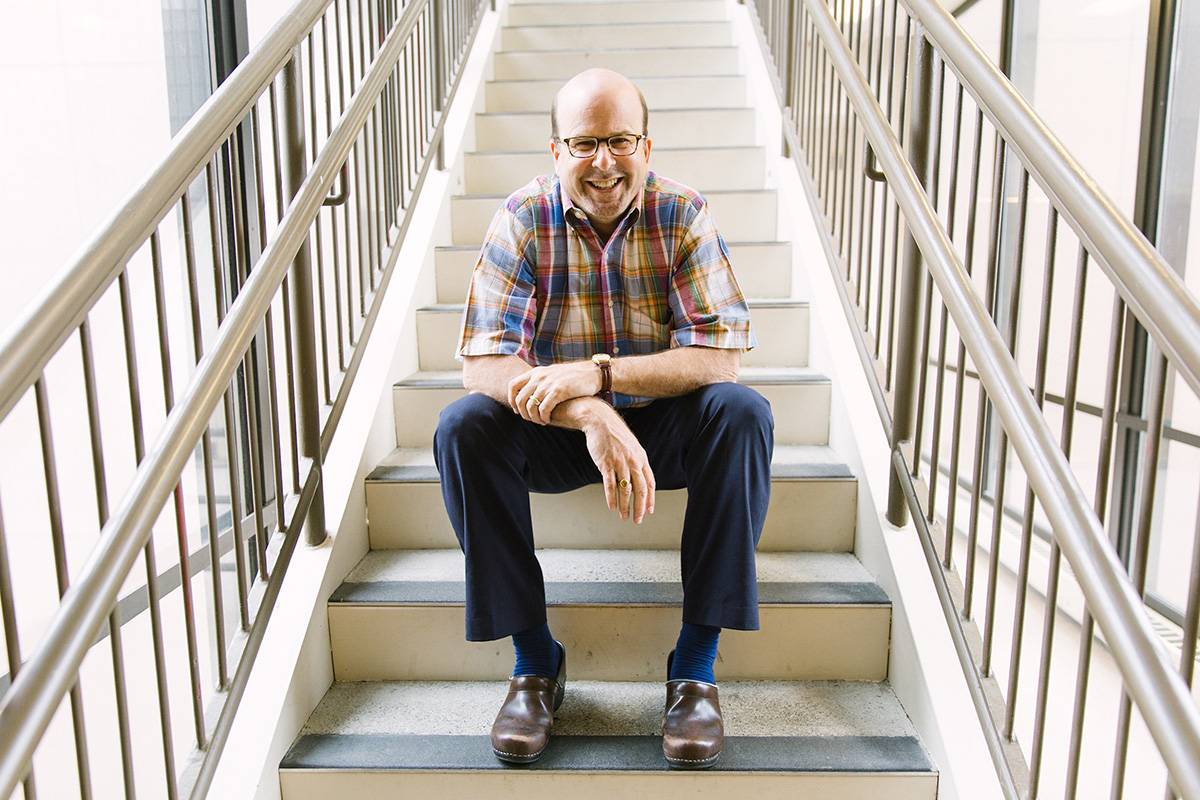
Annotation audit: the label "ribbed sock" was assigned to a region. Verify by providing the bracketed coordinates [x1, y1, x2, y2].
[669, 622, 721, 684]
[511, 622, 560, 679]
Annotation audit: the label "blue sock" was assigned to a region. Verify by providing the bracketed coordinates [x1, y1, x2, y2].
[512, 622, 560, 679]
[669, 623, 721, 684]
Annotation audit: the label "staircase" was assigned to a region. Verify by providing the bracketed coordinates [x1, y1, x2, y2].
[278, 0, 938, 796]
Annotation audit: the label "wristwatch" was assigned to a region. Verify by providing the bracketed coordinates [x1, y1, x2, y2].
[592, 353, 612, 395]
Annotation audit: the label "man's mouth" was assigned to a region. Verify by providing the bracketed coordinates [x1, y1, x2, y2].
[588, 177, 622, 191]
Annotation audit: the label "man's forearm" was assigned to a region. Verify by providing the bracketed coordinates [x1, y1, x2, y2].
[462, 354, 529, 405]
[609, 346, 740, 399]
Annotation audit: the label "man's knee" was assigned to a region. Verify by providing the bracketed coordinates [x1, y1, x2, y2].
[696, 382, 774, 440]
[434, 393, 512, 455]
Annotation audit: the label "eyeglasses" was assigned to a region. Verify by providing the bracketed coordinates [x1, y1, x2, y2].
[555, 134, 645, 158]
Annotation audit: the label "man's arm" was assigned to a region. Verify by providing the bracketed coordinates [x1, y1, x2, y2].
[507, 346, 740, 423]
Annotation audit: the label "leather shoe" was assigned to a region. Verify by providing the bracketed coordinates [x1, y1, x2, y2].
[490, 641, 566, 764]
[662, 663, 723, 769]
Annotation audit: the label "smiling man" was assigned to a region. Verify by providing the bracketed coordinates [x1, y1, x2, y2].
[433, 69, 774, 769]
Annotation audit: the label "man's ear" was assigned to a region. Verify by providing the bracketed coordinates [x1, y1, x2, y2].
[642, 136, 651, 162]
[549, 138, 561, 159]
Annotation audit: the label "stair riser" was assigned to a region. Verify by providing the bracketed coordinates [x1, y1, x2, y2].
[282, 772, 937, 800]
[436, 241, 792, 303]
[328, 604, 890, 682]
[392, 381, 828, 447]
[506, 1, 727, 27]
[416, 303, 807, 372]
[501, 22, 734, 51]
[451, 190, 778, 245]
[492, 47, 740, 81]
[462, 149, 766, 195]
[486, 76, 746, 112]
[365, 478, 858, 552]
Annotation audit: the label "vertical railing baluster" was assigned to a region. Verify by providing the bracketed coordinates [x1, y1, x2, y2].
[282, 48, 328, 547]
[0, 493, 36, 800]
[35, 374, 94, 800]
[117, 266, 179, 800]
[1029, 242, 1088, 799]
[79, 317, 137, 800]
[1110, 350, 1169, 800]
[1064, 295, 1127, 800]
[1002, 190, 1049, 744]
[196, 176, 236, 690]
[173, 191, 209, 750]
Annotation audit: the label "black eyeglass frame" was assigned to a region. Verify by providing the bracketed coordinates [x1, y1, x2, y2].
[554, 134, 646, 158]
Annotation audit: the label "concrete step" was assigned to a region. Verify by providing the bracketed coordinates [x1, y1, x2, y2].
[391, 365, 827, 447]
[281, 681, 937, 799]
[491, 46, 741, 81]
[505, 0, 728, 26]
[462, 147, 766, 194]
[325, 549, 890, 681]
[450, 188, 778, 244]
[434, 240, 792, 304]
[474, 107, 758, 151]
[413, 300, 809, 372]
[486, 75, 746, 112]
[500, 21, 734, 51]
[364, 444, 857, 552]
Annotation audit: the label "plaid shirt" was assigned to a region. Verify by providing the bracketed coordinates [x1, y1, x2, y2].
[457, 172, 755, 407]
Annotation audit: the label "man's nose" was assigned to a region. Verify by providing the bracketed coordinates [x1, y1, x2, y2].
[591, 143, 616, 169]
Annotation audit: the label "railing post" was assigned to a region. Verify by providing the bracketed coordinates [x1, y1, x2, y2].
[281, 49, 327, 546]
[433, 0, 446, 170]
[887, 27, 935, 527]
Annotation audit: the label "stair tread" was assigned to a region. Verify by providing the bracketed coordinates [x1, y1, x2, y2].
[394, 365, 827, 387]
[368, 443, 852, 484]
[284, 680, 930, 772]
[333, 550, 887, 608]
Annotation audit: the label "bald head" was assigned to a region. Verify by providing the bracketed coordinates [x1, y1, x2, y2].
[551, 68, 648, 140]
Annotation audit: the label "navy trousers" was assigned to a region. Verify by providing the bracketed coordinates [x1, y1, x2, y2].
[433, 382, 774, 642]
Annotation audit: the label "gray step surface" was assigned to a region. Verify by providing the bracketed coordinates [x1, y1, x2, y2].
[280, 682, 936, 798]
[364, 444, 857, 552]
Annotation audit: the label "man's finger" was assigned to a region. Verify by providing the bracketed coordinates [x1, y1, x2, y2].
[617, 475, 632, 520]
[643, 464, 656, 516]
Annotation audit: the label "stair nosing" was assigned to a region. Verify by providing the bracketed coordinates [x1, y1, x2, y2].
[280, 732, 934, 775]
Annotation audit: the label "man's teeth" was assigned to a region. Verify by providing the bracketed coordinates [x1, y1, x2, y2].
[591, 178, 620, 189]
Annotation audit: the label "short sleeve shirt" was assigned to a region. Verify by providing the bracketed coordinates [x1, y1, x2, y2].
[457, 172, 756, 407]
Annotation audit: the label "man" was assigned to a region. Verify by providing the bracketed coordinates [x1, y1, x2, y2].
[434, 69, 773, 769]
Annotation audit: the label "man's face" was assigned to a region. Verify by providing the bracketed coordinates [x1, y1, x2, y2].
[551, 82, 651, 236]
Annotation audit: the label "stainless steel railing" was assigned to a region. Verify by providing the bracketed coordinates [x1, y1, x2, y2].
[0, 0, 488, 796]
[748, 0, 1200, 797]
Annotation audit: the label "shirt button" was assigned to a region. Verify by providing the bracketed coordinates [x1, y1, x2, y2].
[613, 346, 620, 354]
[608, 300, 614, 307]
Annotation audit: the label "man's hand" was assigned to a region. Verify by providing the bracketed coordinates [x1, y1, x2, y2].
[579, 408, 656, 524]
[509, 361, 602, 425]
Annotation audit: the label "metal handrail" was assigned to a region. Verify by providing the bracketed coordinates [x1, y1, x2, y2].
[0, 0, 480, 794]
[905, 0, 1200, 408]
[796, 0, 1200, 797]
[0, 0, 329, 424]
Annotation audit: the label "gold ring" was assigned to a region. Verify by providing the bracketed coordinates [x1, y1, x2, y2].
[530, 397, 541, 406]
[618, 478, 631, 490]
